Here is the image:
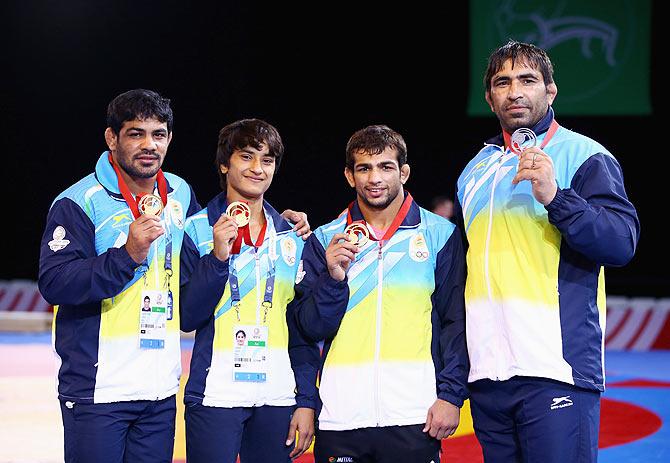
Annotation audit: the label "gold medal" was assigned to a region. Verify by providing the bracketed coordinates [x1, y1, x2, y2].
[344, 222, 370, 247]
[137, 194, 164, 216]
[226, 201, 251, 227]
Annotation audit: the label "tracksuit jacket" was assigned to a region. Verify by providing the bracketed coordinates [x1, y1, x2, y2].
[179, 192, 319, 409]
[455, 108, 640, 391]
[38, 151, 199, 403]
[293, 195, 469, 431]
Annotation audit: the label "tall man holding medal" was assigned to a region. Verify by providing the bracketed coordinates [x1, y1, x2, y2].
[179, 119, 319, 462]
[39, 89, 200, 462]
[293, 125, 469, 463]
[455, 41, 640, 462]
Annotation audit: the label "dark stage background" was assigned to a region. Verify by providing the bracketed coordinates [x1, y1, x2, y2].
[2, 2, 664, 296]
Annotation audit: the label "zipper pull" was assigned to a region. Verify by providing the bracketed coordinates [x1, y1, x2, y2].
[377, 242, 383, 260]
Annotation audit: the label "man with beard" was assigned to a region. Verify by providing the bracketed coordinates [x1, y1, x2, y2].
[454, 41, 639, 462]
[292, 125, 468, 463]
[39, 89, 199, 462]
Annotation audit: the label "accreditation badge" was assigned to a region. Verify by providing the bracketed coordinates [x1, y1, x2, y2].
[139, 290, 168, 349]
[232, 325, 268, 382]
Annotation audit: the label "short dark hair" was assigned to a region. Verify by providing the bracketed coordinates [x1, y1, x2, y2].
[345, 125, 407, 170]
[106, 89, 174, 135]
[216, 119, 284, 190]
[484, 40, 555, 92]
[144, 296, 150, 301]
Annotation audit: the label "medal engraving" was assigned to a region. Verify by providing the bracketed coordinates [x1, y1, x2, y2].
[137, 194, 164, 216]
[510, 128, 537, 154]
[226, 201, 251, 227]
[344, 222, 370, 247]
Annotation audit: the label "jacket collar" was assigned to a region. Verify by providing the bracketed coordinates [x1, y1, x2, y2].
[94, 151, 174, 197]
[347, 190, 421, 229]
[486, 106, 555, 146]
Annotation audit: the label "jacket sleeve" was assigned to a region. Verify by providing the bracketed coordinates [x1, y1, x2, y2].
[179, 231, 229, 333]
[292, 234, 350, 342]
[38, 198, 138, 306]
[431, 230, 469, 407]
[452, 195, 469, 253]
[287, 296, 320, 409]
[185, 184, 202, 218]
[546, 153, 639, 266]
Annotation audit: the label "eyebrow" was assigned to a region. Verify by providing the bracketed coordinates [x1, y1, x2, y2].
[239, 147, 273, 157]
[355, 160, 397, 168]
[493, 72, 539, 83]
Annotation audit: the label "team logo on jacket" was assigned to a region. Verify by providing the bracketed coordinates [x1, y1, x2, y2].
[168, 200, 184, 229]
[281, 237, 297, 266]
[295, 260, 306, 284]
[409, 233, 429, 262]
[111, 213, 132, 229]
[48, 226, 70, 252]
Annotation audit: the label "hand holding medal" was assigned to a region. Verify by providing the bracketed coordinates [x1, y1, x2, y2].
[325, 231, 360, 282]
[509, 125, 559, 206]
[211, 201, 251, 262]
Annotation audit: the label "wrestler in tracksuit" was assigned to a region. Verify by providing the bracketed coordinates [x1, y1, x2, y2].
[455, 108, 639, 462]
[39, 151, 199, 463]
[293, 194, 468, 463]
[179, 192, 319, 463]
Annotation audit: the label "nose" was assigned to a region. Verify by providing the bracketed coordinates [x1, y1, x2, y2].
[367, 167, 383, 184]
[507, 79, 523, 100]
[249, 157, 263, 173]
[140, 134, 158, 152]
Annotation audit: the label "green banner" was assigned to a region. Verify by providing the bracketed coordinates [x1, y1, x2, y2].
[468, 0, 651, 115]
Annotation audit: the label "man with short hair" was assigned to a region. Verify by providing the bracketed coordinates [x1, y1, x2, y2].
[455, 40, 640, 462]
[293, 125, 468, 463]
[39, 89, 200, 463]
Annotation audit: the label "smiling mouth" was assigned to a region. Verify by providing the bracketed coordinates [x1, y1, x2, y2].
[135, 154, 159, 162]
[366, 187, 385, 195]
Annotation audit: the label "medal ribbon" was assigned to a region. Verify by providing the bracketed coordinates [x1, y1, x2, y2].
[503, 119, 560, 154]
[346, 192, 414, 242]
[108, 153, 168, 219]
[228, 209, 274, 321]
[230, 215, 267, 255]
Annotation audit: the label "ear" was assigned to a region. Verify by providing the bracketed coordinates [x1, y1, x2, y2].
[344, 167, 355, 188]
[546, 82, 558, 106]
[485, 91, 495, 112]
[104, 127, 117, 151]
[400, 164, 410, 184]
[220, 164, 228, 175]
[167, 131, 173, 146]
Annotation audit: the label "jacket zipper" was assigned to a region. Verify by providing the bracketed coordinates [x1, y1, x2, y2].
[486, 149, 512, 381]
[374, 242, 383, 425]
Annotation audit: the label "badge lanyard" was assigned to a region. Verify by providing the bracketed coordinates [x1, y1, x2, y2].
[228, 220, 275, 323]
[109, 153, 173, 308]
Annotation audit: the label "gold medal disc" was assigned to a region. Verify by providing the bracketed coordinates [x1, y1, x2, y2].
[138, 194, 164, 216]
[344, 222, 370, 247]
[226, 201, 251, 227]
